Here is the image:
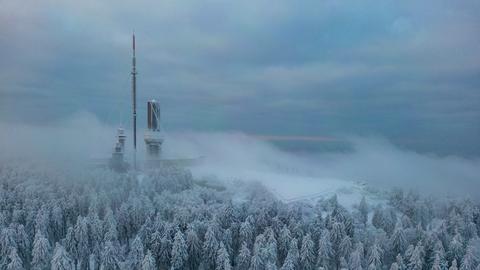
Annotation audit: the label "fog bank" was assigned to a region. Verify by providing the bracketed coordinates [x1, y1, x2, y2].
[1, 114, 479, 199]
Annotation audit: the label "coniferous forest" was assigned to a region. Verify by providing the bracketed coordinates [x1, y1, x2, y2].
[0, 163, 479, 270]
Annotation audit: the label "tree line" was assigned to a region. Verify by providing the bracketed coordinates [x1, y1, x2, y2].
[0, 163, 479, 270]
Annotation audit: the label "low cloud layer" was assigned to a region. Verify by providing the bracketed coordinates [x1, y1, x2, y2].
[168, 132, 480, 200]
[2, 114, 477, 200]
[1, 0, 479, 156]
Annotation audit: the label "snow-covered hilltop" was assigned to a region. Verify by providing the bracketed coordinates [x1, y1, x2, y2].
[0, 163, 479, 269]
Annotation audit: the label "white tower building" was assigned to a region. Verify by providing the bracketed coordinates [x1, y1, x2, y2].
[144, 100, 164, 161]
[117, 127, 126, 150]
[110, 127, 128, 172]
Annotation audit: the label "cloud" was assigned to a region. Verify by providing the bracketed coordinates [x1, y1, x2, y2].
[0, 0, 479, 156]
[0, 112, 115, 165]
[165, 131, 480, 200]
[0, 115, 479, 202]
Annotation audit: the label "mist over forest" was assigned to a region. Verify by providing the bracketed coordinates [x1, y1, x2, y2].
[1, 116, 480, 270]
[1, 114, 479, 199]
[2, 0, 480, 269]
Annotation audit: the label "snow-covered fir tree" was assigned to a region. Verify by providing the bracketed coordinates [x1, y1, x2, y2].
[348, 244, 364, 270]
[235, 242, 251, 270]
[389, 262, 399, 270]
[6, 248, 24, 270]
[449, 259, 459, 270]
[203, 224, 220, 270]
[128, 235, 145, 270]
[171, 230, 188, 270]
[216, 242, 232, 270]
[280, 238, 298, 270]
[158, 233, 173, 269]
[100, 241, 119, 270]
[186, 227, 201, 270]
[31, 232, 51, 270]
[317, 230, 333, 269]
[358, 196, 369, 226]
[0, 164, 479, 270]
[141, 250, 156, 270]
[367, 241, 383, 270]
[51, 243, 73, 270]
[300, 233, 315, 270]
[459, 243, 478, 270]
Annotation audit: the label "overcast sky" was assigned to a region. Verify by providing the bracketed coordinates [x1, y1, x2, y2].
[0, 0, 479, 156]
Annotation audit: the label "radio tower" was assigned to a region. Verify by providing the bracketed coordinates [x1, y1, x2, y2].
[132, 33, 137, 170]
[144, 99, 164, 166]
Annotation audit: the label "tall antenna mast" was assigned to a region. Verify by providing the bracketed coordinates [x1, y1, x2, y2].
[132, 33, 137, 170]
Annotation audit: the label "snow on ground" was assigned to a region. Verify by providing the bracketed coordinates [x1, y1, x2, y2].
[166, 132, 395, 207]
[190, 163, 386, 208]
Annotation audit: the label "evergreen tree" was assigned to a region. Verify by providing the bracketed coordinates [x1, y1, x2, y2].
[431, 254, 443, 270]
[128, 235, 144, 270]
[6, 248, 24, 270]
[265, 228, 278, 266]
[149, 230, 162, 265]
[1, 228, 17, 266]
[203, 225, 219, 270]
[358, 196, 369, 226]
[31, 232, 51, 270]
[337, 257, 347, 270]
[89, 253, 97, 270]
[405, 245, 415, 265]
[216, 243, 232, 270]
[74, 217, 89, 270]
[235, 242, 250, 270]
[389, 262, 399, 270]
[390, 222, 407, 256]
[250, 251, 264, 270]
[317, 230, 333, 269]
[223, 229, 234, 262]
[117, 204, 131, 242]
[372, 207, 385, 231]
[186, 227, 201, 270]
[280, 238, 298, 270]
[51, 243, 73, 270]
[367, 242, 383, 270]
[278, 225, 291, 263]
[240, 220, 254, 248]
[396, 254, 405, 270]
[103, 209, 119, 244]
[407, 244, 424, 270]
[280, 251, 295, 270]
[171, 230, 188, 270]
[339, 235, 352, 260]
[331, 222, 346, 268]
[448, 233, 464, 264]
[431, 240, 447, 270]
[141, 250, 157, 270]
[34, 208, 49, 240]
[382, 208, 397, 235]
[100, 241, 119, 270]
[265, 261, 277, 270]
[349, 245, 363, 270]
[63, 226, 78, 266]
[330, 222, 346, 248]
[250, 234, 267, 270]
[15, 225, 30, 266]
[220, 202, 236, 229]
[88, 210, 103, 259]
[300, 233, 315, 270]
[159, 234, 173, 269]
[460, 244, 478, 270]
[449, 260, 458, 270]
